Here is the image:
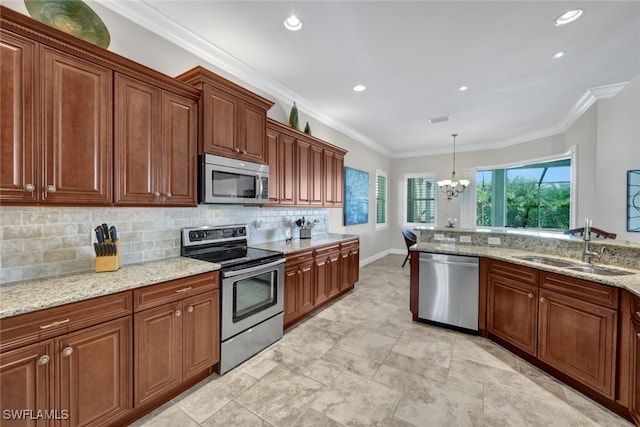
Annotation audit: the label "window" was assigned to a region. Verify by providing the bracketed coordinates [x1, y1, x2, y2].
[404, 173, 437, 226]
[476, 158, 571, 230]
[375, 170, 388, 229]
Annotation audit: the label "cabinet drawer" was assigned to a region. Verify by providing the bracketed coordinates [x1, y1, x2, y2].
[632, 294, 640, 321]
[314, 243, 340, 258]
[488, 259, 537, 285]
[540, 272, 618, 309]
[285, 249, 314, 267]
[340, 239, 359, 251]
[134, 272, 218, 312]
[1, 291, 132, 352]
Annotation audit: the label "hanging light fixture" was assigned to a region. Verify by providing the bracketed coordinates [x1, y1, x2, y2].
[437, 133, 470, 200]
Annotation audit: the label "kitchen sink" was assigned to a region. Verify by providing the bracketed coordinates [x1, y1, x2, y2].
[513, 256, 575, 268]
[514, 256, 634, 276]
[563, 265, 634, 276]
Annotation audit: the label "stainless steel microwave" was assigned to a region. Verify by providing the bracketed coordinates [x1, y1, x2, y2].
[199, 154, 269, 204]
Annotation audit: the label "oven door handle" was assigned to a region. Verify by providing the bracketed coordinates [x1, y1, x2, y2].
[223, 258, 285, 278]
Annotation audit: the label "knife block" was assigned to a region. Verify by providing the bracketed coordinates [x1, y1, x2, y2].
[95, 239, 122, 273]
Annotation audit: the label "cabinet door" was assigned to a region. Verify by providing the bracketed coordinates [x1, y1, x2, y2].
[348, 245, 359, 285]
[161, 91, 197, 206]
[295, 139, 311, 205]
[239, 102, 266, 164]
[41, 46, 112, 204]
[632, 320, 640, 422]
[182, 291, 219, 380]
[323, 151, 335, 206]
[201, 85, 237, 156]
[327, 250, 341, 298]
[114, 74, 160, 205]
[339, 250, 351, 292]
[0, 30, 37, 203]
[280, 134, 296, 205]
[57, 317, 131, 427]
[1, 341, 53, 427]
[310, 145, 324, 205]
[314, 254, 330, 306]
[333, 153, 344, 206]
[284, 265, 301, 327]
[266, 129, 280, 204]
[134, 302, 182, 406]
[538, 288, 617, 399]
[298, 261, 315, 316]
[487, 274, 538, 356]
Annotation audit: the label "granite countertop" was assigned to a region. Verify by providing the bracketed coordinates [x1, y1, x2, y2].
[252, 234, 359, 254]
[413, 242, 640, 297]
[0, 257, 220, 319]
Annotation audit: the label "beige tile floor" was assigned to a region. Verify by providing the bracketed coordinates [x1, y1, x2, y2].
[131, 254, 634, 427]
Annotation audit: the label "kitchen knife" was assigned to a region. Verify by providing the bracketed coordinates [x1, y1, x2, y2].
[95, 226, 105, 244]
[101, 223, 110, 240]
[94, 243, 99, 256]
[111, 242, 117, 256]
[109, 225, 118, 241]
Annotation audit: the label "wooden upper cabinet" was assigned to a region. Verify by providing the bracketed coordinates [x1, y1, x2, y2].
[176, 66, 274, 163]
[324, 150, 344, 207]
[0, 29, 37, 204]
[41, 46, 112, 205]
[311, 145, 324, 205]
[114, 74, 197, 206]
[296, 139, 312, 205]
[266, 127, 295, 206]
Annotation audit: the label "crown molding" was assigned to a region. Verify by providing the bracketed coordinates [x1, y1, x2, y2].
[95, 0, 392, 158]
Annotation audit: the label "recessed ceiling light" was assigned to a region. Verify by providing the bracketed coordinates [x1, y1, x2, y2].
[284, 15, 302, 31]
[353, 84, 366, 92]
[458, 85, 469, 92]
[554, 9, 583, 26]
[553, 50, 566, 59]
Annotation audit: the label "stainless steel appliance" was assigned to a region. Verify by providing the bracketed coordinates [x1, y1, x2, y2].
[181, 225, 284, 374]
[418, 253, 479, 333]
[199, 154, 269, 204]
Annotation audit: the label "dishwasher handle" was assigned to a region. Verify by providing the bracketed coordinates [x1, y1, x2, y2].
[419, 253, 479, 267]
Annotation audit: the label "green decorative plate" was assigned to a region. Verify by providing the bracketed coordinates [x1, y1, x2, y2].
[24, 0, 110, 48]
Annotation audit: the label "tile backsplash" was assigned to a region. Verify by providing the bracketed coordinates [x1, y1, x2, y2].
[0, 205, 328, 284]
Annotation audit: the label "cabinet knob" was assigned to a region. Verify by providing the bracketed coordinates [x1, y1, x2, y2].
[175, 310, 182, 317]
[46, 185, 56, 193]
[637, 333, 640, 339]
[636, 311, 640, 317]
[234, 147, 240, 153]
[61, 346, 73, 357]
[528, 293, 534, 299]
[153, 191, 161, 198]
[23, 183, 36, 193]
[187, 306, 194, 313]
[539, 297, 546, 303]
[37, 355, 50, 365]
[242, 149, 247, 154]
[165, 192, 172, 198]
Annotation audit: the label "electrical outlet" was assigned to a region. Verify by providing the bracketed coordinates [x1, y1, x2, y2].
[434, 234, 445, 241]
[459, 235, 472, 243]
[488, 237, 501, 245]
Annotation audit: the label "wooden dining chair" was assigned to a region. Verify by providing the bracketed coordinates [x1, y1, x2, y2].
[563, 227, 617, 239]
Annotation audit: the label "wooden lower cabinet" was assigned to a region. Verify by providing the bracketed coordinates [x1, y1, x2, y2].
[284, 251, 315, 328]
[134, 289, 219, 406]
[630, 317, 640, 422]
[487, 273, 538, 356]
[284, 239, 360, 329]
[0, 318, 131, 427]
[538, 288, 617, 399]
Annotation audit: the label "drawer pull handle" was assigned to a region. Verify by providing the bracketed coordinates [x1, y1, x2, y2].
[37, 355, 50, 365]
[175, 310, 182, 317]
[61, 346, 73, 357]
[187, 306, 194, 313]
[528, 293, 534, 299]
[175, 287, 192, 293]
[39, 318, 70, 329]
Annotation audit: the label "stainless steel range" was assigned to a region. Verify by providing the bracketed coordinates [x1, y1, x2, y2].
[181, 224, 284, 374]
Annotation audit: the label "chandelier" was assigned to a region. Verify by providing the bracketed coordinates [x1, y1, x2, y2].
[437, 133, 470, 200]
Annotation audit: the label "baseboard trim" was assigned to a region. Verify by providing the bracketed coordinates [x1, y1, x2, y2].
[360, 249, 405, 267]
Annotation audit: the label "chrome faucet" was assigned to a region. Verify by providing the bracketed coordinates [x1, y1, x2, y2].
[582, 217, 605, 263]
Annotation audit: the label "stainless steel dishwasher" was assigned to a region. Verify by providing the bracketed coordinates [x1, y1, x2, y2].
[418, 253, 479, 333]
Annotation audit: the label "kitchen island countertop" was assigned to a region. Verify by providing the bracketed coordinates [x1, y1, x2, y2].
[0, 257, 220, 319]
[252, 234, 359, 254]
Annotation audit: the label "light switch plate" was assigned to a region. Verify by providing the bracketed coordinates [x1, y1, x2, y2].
[459, 235, 472, 243]
[488, 237, 501, 245]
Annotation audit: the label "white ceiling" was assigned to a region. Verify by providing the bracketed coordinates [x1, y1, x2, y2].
[90, 2, 640, 157]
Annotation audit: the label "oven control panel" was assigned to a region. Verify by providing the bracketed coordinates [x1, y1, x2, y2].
[182, 225, 247, 246]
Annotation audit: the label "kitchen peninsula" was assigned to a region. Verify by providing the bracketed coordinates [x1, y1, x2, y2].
[409, 227, 640, 423]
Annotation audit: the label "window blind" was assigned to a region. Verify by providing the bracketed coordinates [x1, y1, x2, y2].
[376, 172, 387, 225]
